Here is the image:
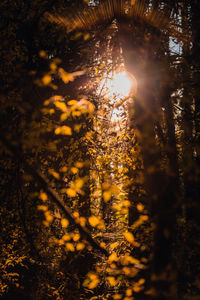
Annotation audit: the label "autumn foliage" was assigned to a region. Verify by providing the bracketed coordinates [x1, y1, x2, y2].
[1, 0, 200, 299]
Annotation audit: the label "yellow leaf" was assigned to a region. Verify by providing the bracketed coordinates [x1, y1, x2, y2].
[71, 167, 78, 174]
[50, 62, 57, 71]
[58, 68, 74, 83]
[88, 279, 99, 289]
[103, 190, 111, 202]
[39, 50, 47, 58]
[99, 242, 106, 249]
[72, 110, 82, 117]
[66, 188, 76, 197]
[98, 219, 105, 230]
[126, 289, 132, 296]
[113, 204, 121, 211]
[60, 166, 67, 172]
[123, 267, 132, 276]
[62, 234, 71, 241]
[133, 286, 143, 293]
[68, 100, 78, 105]
[45, 212, 53, 222]
[75, 178, 84, 189]
[61, 126, 72, 135]
[42, 74, 51, 85]
[55, 126, 72, 135]
[37, 205, 48, 211]
[60, 112, 69, 121]
[55, 127, 61, 135]
[44, 99, 50, 106]
[74, 124, 82, 132]
[61, 218, 69, 228]
[75, 162, 84, 168]
[48, 169, 60, 179]
[43, 220, 49, 227]
[84, 33, 90, 40]
[88, 216, 99, 227]
[73, 211, 79, 218]
[53, 95, 62, 101]
[123, 232, 134, 243]
[54, 101, 67, 112]
[59, 239, 64, 245]
[137, 203, 144, 211]
[79, 217, 86, 227]
[110, 242, 119, 250]
[108, 252, 118, 263]
[40, 192, 47, 201]
[65, 243, 75, 252]
[138, 278, 145, 285]
[49, 108, 55, 114]
[106, 276, 117, 286]
[123, 200, 131, 207]
[73, 233, 80, 242]
[123, 255, 140, 265]
[113, 294, 122, 300]
[87, 273, 100, 289]
[76, 242, 85, 251]
[141, 215, 148, 221]
[102, 182, 110, 190]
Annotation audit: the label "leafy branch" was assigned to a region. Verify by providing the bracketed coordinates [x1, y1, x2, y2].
[0, 135, 109, 257]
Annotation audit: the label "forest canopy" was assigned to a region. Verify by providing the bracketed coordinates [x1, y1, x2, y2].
[0, 0, 200, 299]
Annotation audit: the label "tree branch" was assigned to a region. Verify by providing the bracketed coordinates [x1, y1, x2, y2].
[0, 135, 109, 257]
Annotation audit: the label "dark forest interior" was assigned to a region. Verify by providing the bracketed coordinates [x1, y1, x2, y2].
[0, 0, 200, 299]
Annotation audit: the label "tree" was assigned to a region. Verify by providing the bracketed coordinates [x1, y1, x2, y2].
[1, 0, 200, 299]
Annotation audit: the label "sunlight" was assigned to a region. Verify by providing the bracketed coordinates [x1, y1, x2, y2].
[97, 70, 136, 123]
[101, 71, 133, 100]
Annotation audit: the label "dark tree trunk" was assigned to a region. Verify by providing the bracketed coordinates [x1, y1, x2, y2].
[117, 16, 179, 298]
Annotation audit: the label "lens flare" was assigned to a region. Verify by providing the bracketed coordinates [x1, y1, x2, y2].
[102, 71, 133, 99]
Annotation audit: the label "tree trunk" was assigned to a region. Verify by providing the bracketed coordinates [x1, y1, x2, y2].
[118, 17, 179, 298]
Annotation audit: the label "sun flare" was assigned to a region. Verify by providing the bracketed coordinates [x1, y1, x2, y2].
[101, 71, 133, 100]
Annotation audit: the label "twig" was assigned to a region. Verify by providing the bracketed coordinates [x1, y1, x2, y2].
[0, 135, 109, 257]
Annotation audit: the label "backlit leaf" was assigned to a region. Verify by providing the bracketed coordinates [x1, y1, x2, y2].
[123, 232, 134, 243]
[61, 218, 69, 228]
[65, 243, 75, 252]
[103, 190, 111, 202]
[68, 100, 78, 105]
[48, 169, 60, 179]
[62, 234, 70, 241]
[108, 252, 118, 263]
[37, 205, 47, 211]
[40, 192, 47, 201]
[88, 216, 99, 227]
[54, 101, 67, 112]
[55, 126, 72, 135]
[66, 188, 76, 197]
[71, 167, 78, 174]
[75, 162, 84, 168]
[42, 74, 51, 85]
[73, 233, 80, 242]
[76, 243, 85, 251]
[106, 276, 118, 286]
[137, 203, 144, 211]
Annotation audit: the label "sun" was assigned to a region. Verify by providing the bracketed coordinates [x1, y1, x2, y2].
[100, 71, 135, 100]
[97, 69, 137, 122]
